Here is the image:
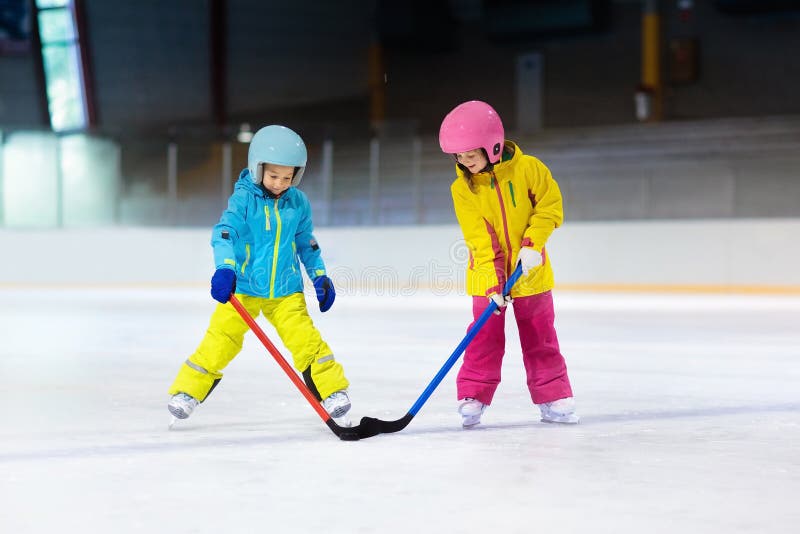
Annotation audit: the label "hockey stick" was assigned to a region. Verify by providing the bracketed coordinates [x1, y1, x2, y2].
[229, 294, 361, 441]
[355, 262, 524, 438]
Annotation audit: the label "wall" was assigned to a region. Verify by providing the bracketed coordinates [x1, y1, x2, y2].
[226, 0, 372, 118]
[382, 2, 800, 130]
[5, 1, 800, 134]
[85, 0, 212, 129]
[2, 220, 798, 291]
[83, 0, 373, 132]
[0, 54, 42, 127]
[664, 1, 800, 120]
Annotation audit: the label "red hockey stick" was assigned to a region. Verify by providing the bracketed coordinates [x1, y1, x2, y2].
[228, 294, 360, 441]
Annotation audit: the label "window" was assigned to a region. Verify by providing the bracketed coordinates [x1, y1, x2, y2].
[35, 0, 88, 132]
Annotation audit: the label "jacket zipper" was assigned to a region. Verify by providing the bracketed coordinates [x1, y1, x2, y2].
[269, 197, 283, 298]
[492, 173, 514, 274]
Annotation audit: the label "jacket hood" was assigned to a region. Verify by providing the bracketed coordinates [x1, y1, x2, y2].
[235, 169, 262, 194]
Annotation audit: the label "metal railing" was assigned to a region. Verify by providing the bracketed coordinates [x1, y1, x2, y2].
[2, 115, 800, 229]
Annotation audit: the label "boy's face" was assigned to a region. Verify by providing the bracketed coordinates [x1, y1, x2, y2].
[455, 149, 488, 174]
[261, 163, 294, 196]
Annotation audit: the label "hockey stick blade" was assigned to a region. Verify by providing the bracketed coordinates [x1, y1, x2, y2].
[354, 413, 414, 439]
[326, 419, 362, 441]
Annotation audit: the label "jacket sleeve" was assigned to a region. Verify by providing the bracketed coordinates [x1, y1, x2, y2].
[295, 193, 326, 280]
[211, 189, 248, 270]
[522, 158, 563, 252]
[451, 180, 503, 296]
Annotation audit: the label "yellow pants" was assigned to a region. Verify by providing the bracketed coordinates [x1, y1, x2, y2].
[168, 292, 348, 402]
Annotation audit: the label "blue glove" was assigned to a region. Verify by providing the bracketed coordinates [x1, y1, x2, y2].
[210, 268, 236, 303]
[313, 275, 335, 312]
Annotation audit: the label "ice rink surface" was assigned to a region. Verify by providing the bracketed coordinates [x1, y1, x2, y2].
[1, 286, 799, 534]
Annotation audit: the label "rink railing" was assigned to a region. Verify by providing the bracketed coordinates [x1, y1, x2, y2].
[2, 115, 800, 228]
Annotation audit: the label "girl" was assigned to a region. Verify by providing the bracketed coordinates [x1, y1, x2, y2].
[167, 125, 352, 426]
[439, 100, 579, 427]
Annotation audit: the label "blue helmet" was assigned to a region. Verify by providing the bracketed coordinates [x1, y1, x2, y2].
[247, 125, 307, 186]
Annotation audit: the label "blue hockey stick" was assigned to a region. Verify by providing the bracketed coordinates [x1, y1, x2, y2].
[355, 262, 524, 438]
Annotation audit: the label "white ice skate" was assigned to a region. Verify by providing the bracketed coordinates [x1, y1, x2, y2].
[538, 397, 580, 424]
[168, 392, 199, 424]
[458, 398, 486, 428]
[323, 390, 352, 427]
[333, 415, 352, 428]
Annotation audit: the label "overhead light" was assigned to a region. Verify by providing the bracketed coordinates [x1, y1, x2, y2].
[237, 123, 253, 143]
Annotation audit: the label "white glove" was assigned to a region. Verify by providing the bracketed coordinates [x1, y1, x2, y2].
[489, 293, 511, 315]
[518, 247, 543, 276]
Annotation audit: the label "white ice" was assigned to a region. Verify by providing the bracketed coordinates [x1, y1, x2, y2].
[1, 287, 799, 534]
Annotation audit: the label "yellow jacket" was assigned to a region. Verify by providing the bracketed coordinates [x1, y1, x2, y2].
[451, 141, 563, 298]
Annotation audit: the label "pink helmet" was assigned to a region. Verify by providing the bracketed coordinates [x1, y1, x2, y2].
[439, 100, 505, 164]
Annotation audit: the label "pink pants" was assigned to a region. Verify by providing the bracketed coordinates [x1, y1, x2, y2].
[456, 291, 573, 405]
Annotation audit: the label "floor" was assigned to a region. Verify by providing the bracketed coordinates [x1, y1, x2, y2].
[1, 287, 798, 534]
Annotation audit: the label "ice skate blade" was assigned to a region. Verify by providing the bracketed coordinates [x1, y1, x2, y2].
[168, 416, 178, 430]
[541, 414, 580, 424]
[461, 416, 482, 428]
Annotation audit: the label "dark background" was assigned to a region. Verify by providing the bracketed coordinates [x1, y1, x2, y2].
[2, 0, 799, 137]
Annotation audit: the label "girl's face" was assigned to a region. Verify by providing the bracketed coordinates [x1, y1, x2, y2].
[455, 149, 488, 174]
[261, 163, 294, 196]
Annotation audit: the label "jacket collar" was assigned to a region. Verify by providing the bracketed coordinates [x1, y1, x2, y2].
[234, 169, 292, 200]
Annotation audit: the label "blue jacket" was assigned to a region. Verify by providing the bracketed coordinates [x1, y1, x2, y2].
[211, 170, 326, 298]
